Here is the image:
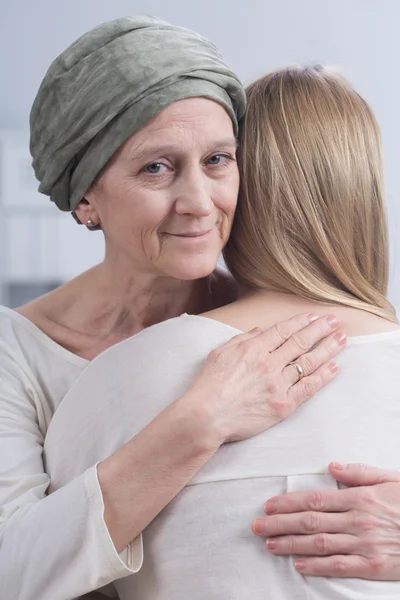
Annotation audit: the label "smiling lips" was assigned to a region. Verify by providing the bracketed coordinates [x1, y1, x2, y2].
[164, 228, 213, 238]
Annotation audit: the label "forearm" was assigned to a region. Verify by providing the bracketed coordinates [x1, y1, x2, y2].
[0, 470, 134, 600]
[98, 393, 221, 552]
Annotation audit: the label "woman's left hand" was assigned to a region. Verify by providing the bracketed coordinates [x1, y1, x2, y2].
[252, 462, 400, 580]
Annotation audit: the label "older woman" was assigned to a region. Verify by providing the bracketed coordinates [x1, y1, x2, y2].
[0, 16, 342, 600]
[43, 66, 400, 600]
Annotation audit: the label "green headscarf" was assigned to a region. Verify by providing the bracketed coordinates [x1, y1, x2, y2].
[30, 15, 246, 212]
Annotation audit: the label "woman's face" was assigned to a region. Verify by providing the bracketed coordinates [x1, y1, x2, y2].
[83, 98, 239, 281]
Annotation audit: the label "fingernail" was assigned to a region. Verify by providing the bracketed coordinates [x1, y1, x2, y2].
[266, 539, 276, 551]
[264, 499, 277, 514]
[252, 519, 267, 535]
[308, 313, 319, 323]
[332, 462, 347, 470]
[329, 362, 338, 374]
[295, 560, 306, 572]
[327, 315, 338, 328]
[334, 332, 347, 345]
[250, 327, 262, 334]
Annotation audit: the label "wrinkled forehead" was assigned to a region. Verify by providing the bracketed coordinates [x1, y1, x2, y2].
[119, 98, 237, 160]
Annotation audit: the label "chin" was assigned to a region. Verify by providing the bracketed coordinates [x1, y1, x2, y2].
[166, 253, 220, 281]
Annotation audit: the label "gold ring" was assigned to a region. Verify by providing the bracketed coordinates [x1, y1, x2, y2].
[289, 361, 304, 382]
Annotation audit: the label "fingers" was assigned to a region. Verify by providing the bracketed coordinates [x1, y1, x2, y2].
[264, 487, 356, 515]
[283, 331, 345, 385]
[276, 315, 342, 365]
[257, 313, 320, 352]
[252, 511, 350, 537]
[287, 361, 339, 408]
[329, 462, 400, 486]
[266, 533, 358, 556]
[216, 313, 320, 354]
[293, 555, 386, 579]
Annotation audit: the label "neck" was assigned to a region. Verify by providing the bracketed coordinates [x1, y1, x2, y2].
[62, 260, 215, 339]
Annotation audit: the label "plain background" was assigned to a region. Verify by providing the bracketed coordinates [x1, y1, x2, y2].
[1, 0, 400, 303]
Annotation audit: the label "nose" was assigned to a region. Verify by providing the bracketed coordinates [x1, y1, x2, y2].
[174, 168, 214, 217]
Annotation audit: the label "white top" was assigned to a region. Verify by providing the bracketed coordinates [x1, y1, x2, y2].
[43, 313, 400, 600]
[0, 306, 142, 600]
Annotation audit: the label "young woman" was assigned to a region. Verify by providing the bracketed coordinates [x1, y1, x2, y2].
[42, 66, 400, 599]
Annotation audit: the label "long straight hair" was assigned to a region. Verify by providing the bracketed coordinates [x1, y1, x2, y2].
[224, 66, 397, 322]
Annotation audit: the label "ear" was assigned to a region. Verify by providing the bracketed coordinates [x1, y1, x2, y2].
[74, 197, 101, 228]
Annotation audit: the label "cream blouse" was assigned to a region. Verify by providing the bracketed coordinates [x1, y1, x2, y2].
[0, 307, 142, 600]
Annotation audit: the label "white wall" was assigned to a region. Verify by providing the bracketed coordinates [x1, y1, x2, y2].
[0, 131, 105, 284]
[1, 0, 400, 301]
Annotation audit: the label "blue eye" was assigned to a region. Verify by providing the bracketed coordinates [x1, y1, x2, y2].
[145, 162, 165, 174]
[207, 154, 232, 166]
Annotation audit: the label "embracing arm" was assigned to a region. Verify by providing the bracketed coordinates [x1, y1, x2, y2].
[0, 314, 342, 599]
[98, 393, 220, 552]
[0, 376, 218, 599]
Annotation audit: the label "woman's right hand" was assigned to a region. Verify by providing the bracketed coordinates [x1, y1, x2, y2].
[186, 313, 346, 443]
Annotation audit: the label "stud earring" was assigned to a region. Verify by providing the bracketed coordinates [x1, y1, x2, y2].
[86, 219, 94, 227]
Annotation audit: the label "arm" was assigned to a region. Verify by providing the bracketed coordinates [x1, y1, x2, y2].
[98, 394, 220, 552]
[0, 374, 139, 600]
[252, 462, 400, 580]
[0, 314, 342, 598]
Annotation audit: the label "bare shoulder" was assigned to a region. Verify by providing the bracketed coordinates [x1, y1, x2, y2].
[331, 306, 400, 336]
[201, 293, 400, 337]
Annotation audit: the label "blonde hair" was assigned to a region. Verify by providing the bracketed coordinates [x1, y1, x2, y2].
[224, 65, 397, 322]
